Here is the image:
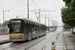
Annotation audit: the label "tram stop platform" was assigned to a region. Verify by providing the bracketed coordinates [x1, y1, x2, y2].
[0, 34, 9, 44]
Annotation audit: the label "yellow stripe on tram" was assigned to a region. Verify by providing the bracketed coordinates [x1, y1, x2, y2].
[9, 33, 24, 38]
[14, 21, 21, 22]
[25, 21, 33, 24]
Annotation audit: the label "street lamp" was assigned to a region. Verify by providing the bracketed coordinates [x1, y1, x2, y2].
[3, 10, 10, 34]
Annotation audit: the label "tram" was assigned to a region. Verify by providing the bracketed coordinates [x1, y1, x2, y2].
[8, 18, 46, 41]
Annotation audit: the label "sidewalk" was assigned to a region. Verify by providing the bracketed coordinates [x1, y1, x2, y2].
[55, 32, 65, 50]
[63, 31, 75, 50]
[55, 31, 75, 50]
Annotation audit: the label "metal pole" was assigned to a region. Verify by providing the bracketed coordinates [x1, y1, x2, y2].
[3, 10, 9, 34]
[27, 0, 29, 19]
[37, 18, 38, 22]
[34, 12, 38, 22]
[48, 17, 49, 26]
[53, 21, 54, 26]
[39, 9, 40, 22]
[16, 16, 18, 18]
[3, 10, 4, 34]
[45, 14, 46, 24]
[56, 21, 57, 26]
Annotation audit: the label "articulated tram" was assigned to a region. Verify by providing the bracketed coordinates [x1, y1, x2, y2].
[8, 18, 46, 41]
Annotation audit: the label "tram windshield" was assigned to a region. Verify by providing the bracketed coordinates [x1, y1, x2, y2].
[10, 23, 23, 33]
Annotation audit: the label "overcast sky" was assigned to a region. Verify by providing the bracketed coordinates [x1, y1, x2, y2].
[0, 0, 65, 26]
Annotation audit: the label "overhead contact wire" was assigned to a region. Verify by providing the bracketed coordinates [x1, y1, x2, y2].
[32, 0, 40, 9]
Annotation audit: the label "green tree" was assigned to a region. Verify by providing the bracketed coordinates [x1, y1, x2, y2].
[62, 0, 75, 33]
[69, 1, 75, 7]
[64, 23, 70, 27]
[61, 7, 75, 27]
[63, 0, 71, 6]
[3, 20, 10, 26]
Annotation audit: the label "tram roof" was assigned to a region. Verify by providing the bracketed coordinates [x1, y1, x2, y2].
[10, 18, 46, 26]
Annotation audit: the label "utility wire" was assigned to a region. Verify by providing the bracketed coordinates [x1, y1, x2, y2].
[20, 0, 33, 9]
[20, 0, 26, 6]
[32, 0, 40, 9]
[45, 0, 49, 9]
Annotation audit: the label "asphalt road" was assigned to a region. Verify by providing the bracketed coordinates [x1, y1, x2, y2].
[0, 27, 63, 50]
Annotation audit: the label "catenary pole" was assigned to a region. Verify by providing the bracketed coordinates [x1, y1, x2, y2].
[27, 0, 29, 19]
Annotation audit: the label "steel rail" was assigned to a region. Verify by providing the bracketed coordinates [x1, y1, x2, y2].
[41, 32, 61, 50]
[24, 36, 46, 50]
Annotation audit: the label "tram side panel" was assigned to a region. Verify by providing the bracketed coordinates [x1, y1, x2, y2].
[39, 25, 41, 37]
[25, 23, 33, 40]
[36, 25, 39, 38]
[45, 26, 46, 35]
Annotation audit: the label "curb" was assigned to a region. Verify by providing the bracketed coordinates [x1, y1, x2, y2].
[51, 33, 60, 50]
[51, 31, 64, 50]
[0, 39, 10, 45]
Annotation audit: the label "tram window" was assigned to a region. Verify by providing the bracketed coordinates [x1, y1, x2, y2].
[10, 23, 23, 33]
[37, 26, 39, 32]
[25, 23, 32, 33]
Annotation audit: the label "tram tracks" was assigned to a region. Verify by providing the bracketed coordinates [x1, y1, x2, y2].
[1, 36, 46, 50]
[41, 31, 62, 50]
[41, 33, 58, 50]
[24, 32, 59, 50]
[1, 32, 59, 50]
[2, 42, 25, 50]
[24, 36, 46, 50]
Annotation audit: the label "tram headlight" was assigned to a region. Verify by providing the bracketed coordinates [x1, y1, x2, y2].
[21, 34, 24, 36]
[22, 34, 23, 36]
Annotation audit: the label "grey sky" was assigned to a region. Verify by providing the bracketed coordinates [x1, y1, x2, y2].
[0, 0, 65, 26]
